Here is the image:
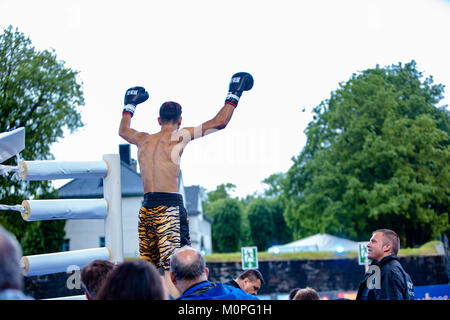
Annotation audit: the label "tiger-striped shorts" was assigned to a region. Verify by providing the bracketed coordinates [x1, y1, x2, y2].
[138, 192, 190, 270]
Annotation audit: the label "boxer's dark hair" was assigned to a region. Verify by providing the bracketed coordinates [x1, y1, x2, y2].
[159, 101, 182, 124]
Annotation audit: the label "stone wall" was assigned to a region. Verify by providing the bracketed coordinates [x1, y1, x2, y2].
[207, 255, 449, 295]
[24, 255, 448, 299]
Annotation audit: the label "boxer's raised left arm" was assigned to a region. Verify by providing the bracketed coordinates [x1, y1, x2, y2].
[119, 114, 148, 145]
[123, 86, 149, 117]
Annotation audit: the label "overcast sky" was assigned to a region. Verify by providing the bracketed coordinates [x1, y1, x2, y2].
[1, 0, 449, 198]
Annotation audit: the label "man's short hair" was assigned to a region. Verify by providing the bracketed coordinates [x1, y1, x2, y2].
[289, 288, 300, 300]
[81, 260, 115, 298]
[293, 287, 320, 300]
[160, 101, 182, 124]
[0, 225, 23, 290]
[170, 246, 205, 281]
[237, 269, 264, 284]
[373, 229, 400, 255]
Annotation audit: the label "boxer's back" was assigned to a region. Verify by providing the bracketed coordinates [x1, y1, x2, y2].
[136, 129, 184, 194]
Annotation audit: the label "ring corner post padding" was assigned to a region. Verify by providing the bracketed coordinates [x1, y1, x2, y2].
[102, 154, 124, 264]
[0, 127, 25, 163]
[21, 247, 111, 277]
[20, 160, 108, 181]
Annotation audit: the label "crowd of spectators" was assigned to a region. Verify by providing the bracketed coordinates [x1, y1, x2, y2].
[0, 226, 416, 301]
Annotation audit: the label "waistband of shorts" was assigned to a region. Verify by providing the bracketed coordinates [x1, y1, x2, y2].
[142, 192, 184, 208]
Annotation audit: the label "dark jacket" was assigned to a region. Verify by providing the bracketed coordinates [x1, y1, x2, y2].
[356, 254, 415, 300]
[177, 281, 259, 300]
[224, 279, 240, 289]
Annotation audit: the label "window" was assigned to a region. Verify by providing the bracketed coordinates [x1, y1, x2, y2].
[99, 236, 105, 247]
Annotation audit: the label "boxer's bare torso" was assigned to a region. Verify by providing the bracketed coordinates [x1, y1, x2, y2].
[119, 103, 235, 194]
[135, 127, 184, 193]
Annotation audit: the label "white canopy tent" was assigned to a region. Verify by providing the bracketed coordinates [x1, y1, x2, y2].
[268, 233, 359, 254]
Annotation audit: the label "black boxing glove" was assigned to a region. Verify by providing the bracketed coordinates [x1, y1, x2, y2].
[225, 72, 254, 107]
[123, 86, 149, 117]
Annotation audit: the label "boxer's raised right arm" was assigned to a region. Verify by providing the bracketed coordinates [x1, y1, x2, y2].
[187, 103, 236, 140]
[181, 72, 254, 141]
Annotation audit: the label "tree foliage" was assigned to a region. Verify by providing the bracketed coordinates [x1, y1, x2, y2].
[207, 198, 242, 253]
[283, 61, 449, 247]
[202, 183, 236, 213]
[0, 26, 85, 254]
[204, 182, 293, 252]
[262, 172, 286, 198]
[246, 197, 292, 250]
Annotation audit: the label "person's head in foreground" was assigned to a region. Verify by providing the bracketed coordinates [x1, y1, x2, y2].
[0, 225, 22, 290]
[81, 259, 115, 300]
[169, 246, 208, 294]
[293, 287, 320, 300]
[95, 259, 168, 300]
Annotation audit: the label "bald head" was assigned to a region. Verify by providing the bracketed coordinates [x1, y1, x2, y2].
[170, 246, 207, 281]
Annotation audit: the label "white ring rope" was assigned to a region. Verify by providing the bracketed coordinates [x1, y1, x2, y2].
[0, 153, 123, 280]
[0, 154, 25, 180]
[0, 159, 107, 181]
[0, 204, 27, 213]
[0, 163, 18, 175]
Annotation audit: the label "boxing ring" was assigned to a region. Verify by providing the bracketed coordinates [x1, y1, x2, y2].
[0, 127, 124, 300]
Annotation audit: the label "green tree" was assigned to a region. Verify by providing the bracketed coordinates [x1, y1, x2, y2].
[208, 198, 242, 253]
[239, 194, 257, 247]
[202, 183, 236, 213]
[270, 198, 292, 245]
[0, 26, 85, 254]
[262, 172, 286, 198]
[246, 198, 274, 250]
[246, 197, 292, 250]
[284, 61, 449, 247]
[207, 183, 236, 202]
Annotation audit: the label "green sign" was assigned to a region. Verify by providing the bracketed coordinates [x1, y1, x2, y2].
[241, 246, 258, 270]
[358, 242, 371, 265]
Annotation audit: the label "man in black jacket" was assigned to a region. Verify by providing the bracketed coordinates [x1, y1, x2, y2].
[224, 269, 265, 296]
[356, 229, 415, 300]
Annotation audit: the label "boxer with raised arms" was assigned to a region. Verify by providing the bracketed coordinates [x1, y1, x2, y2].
[119, 72, 253, 297]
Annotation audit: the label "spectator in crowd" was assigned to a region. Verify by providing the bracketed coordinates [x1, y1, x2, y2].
[225, 269, 264, 296]
[293, 287, 320, 300]
[289, 288, 300, 300]
[81, 259, 115, 300]
[95, 259, 168, 300]
[170, 246, 258, 300]
[0, 225, 33, 300]
[356, 229, 415, 300]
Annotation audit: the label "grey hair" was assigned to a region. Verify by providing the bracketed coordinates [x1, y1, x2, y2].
[0, 225, 23, 290]
[170, 246, 205, 281]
